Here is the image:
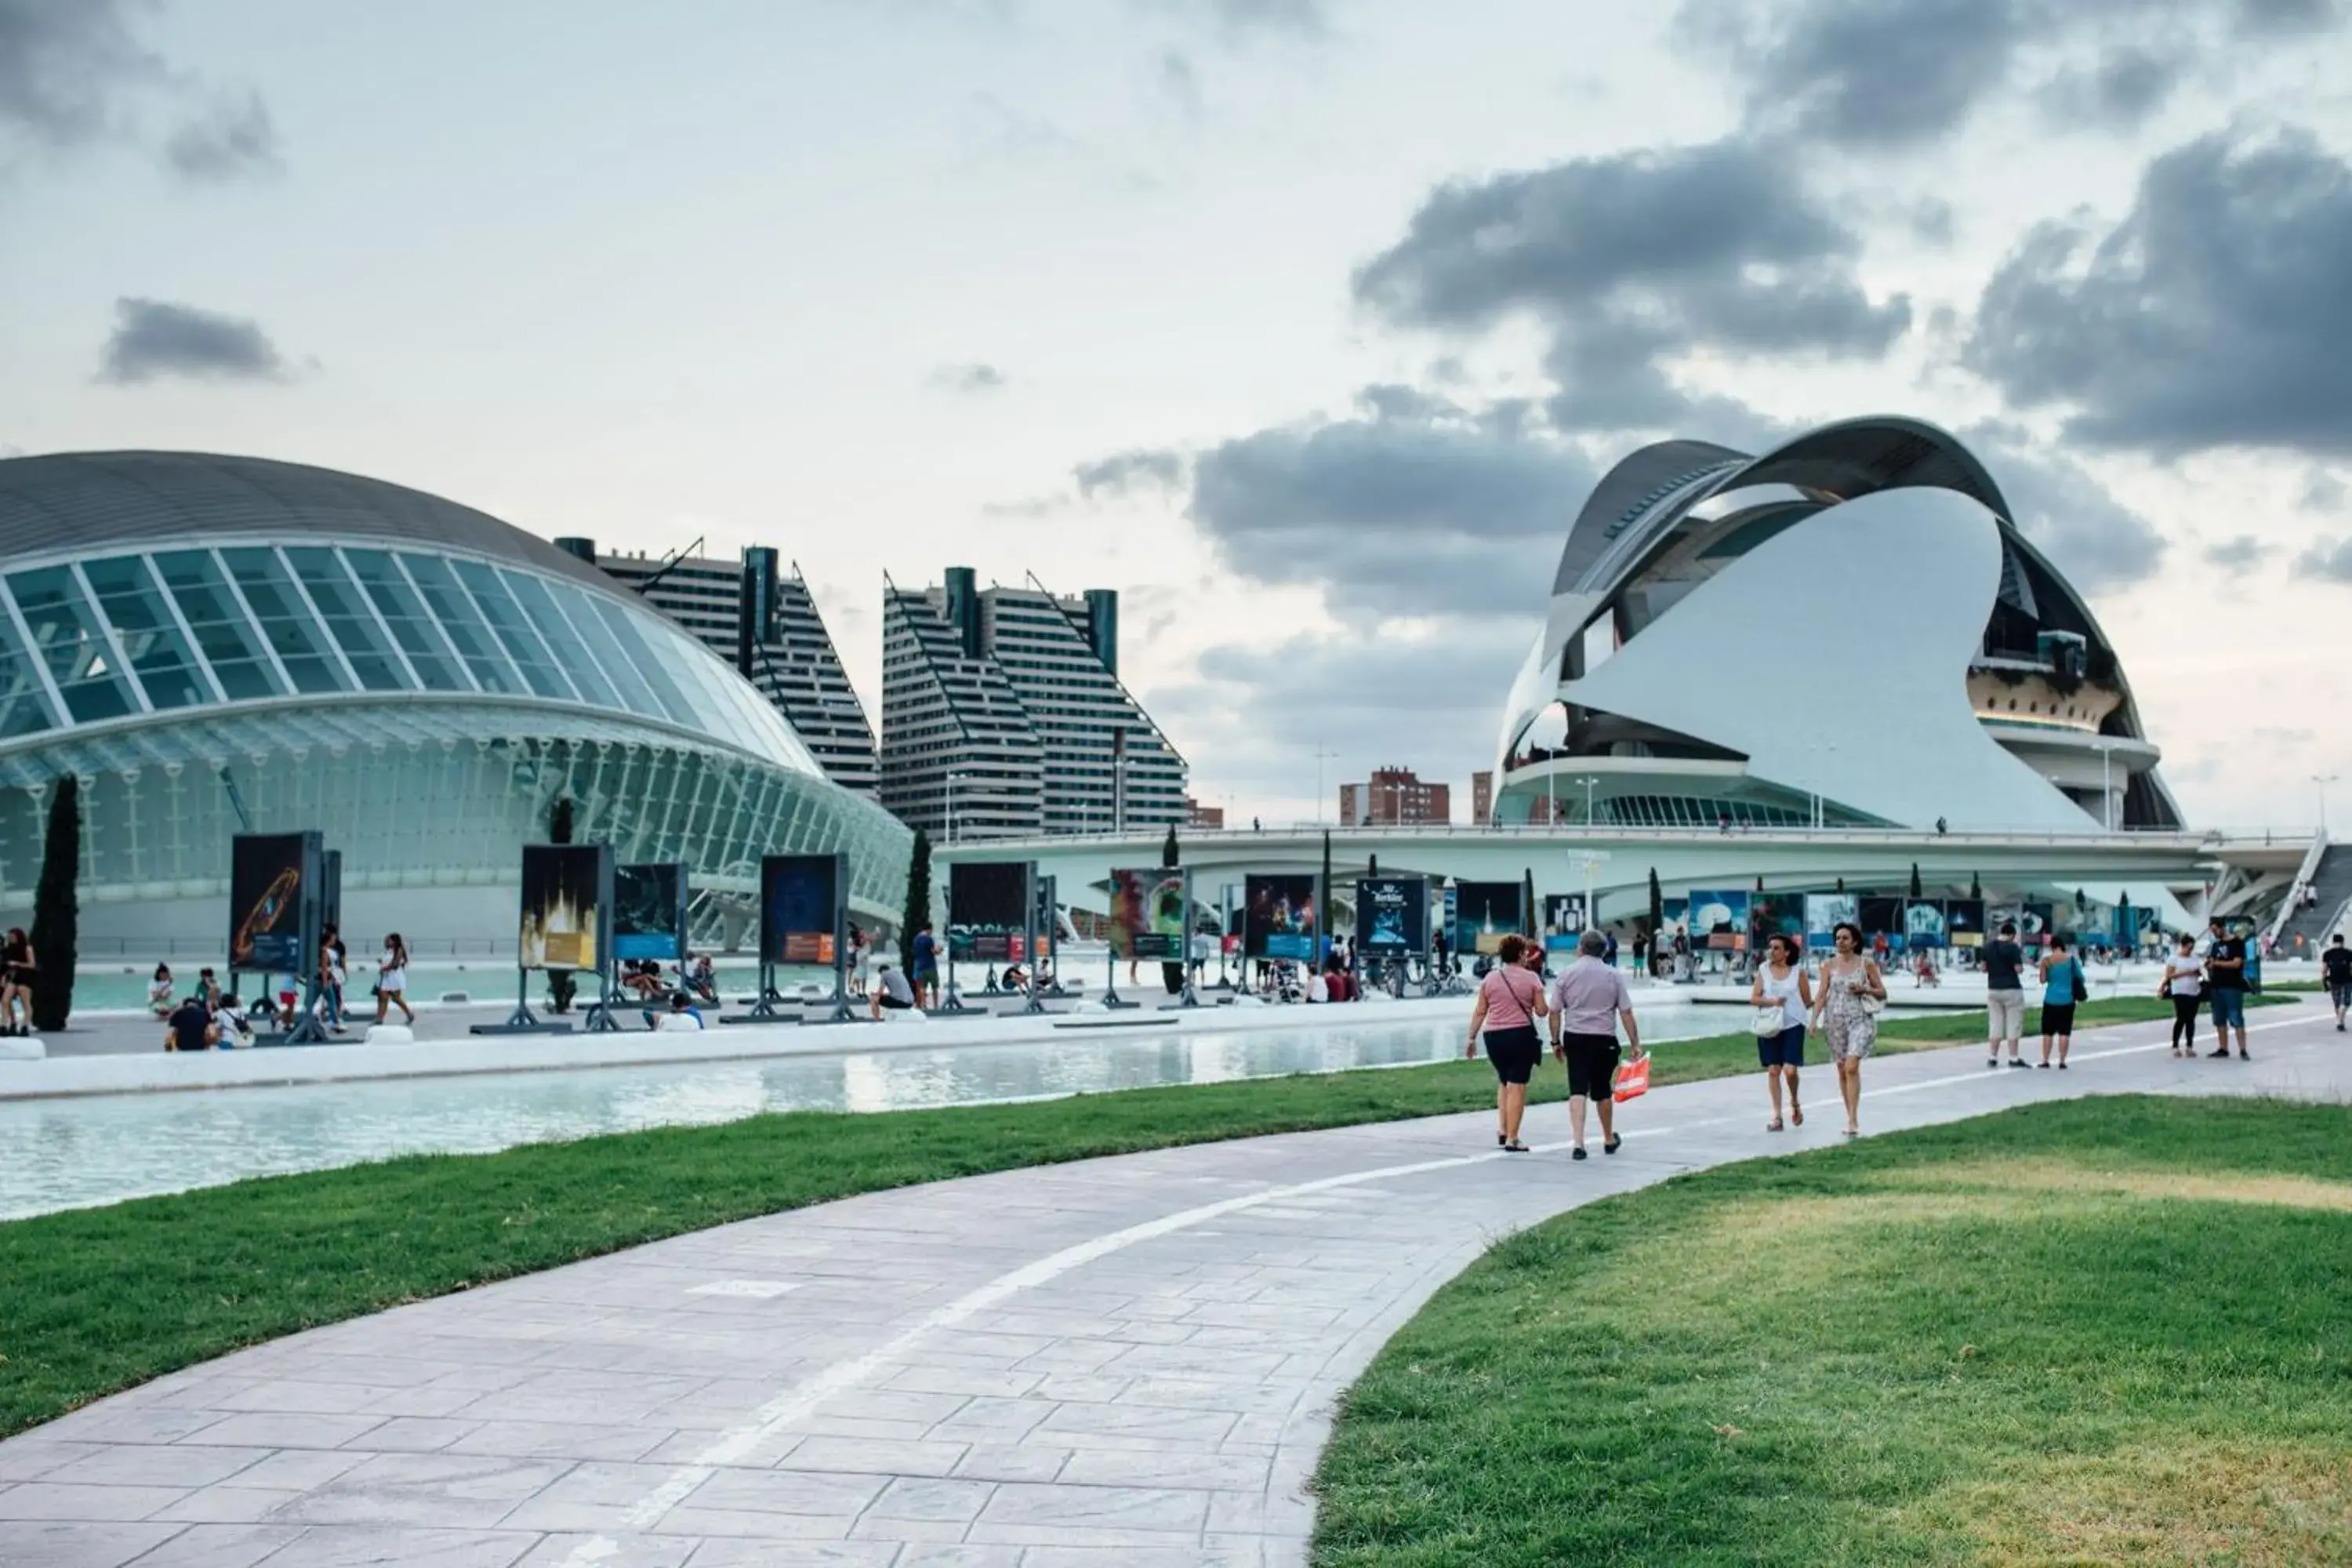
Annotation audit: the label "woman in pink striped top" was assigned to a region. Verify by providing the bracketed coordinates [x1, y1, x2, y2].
[1465, 934, 1550, 1152]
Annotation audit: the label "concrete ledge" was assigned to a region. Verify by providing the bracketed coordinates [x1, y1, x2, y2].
[0, 993, 1477, 1102]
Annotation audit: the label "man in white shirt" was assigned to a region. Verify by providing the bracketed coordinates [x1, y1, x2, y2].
[1546, 931, 1643, 1159]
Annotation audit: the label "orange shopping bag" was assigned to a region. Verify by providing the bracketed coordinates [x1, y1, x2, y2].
[1612, 1048, 1651, 1104]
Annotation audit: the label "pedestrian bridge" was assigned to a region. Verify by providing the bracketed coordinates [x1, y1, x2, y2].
[936, 823, 2313, 926]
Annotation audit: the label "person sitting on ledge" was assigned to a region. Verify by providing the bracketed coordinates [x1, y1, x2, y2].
[871, 958, 917, 1019]
[1001, 961, 1029, 992]
[148, 963, 176, 1018]
[666, 990, 704, 1029]
[685, 952, 718, 1004]
[163, 993, 215, 1051]
[215, 992, 258, 1048]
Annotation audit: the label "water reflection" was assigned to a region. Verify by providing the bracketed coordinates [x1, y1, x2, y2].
[0, 1002, 1797, 1220]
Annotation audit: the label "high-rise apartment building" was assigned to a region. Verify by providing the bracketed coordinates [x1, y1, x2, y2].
[564, 539, 879, 797]
[881, 568, 1186, 841]
[1339, 767, 1452, 826]
[1472, 770, 1494, 825]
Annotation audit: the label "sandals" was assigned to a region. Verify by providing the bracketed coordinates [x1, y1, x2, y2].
[1503, 1141, 1529, 1153]
[1766, 1117, 1784, 1133]
[1791, 1103, 1804, 1127]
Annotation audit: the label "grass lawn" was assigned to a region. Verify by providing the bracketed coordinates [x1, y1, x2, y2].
[1313, 1094, 2352, 1567]
[0, 993, 2292, 1442]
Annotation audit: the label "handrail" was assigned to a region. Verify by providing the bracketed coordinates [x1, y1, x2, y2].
[936, 823, 2312, 854]
[2264, 834, 2336, 953]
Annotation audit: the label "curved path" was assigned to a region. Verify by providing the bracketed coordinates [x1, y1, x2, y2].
[3, 1007, 2344, 1567]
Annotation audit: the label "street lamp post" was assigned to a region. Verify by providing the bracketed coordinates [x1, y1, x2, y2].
[1312, 745, 1338, 826]
[2318, 774, 2341, 840]
[2092, 741, 2118, 832]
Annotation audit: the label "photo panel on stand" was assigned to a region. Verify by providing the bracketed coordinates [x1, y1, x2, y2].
[1686, 889, 1751, 954]
[1356, 877, 1428, 956]
[1451, 881, 1522, 956]
[519, 844, 608, 971]
[1243, 873, 1318, 960]
[228, 831, 317, 973]
[1542, 892, 1584, 954]
[947, 861, 1029, 963]
[761, 854, 839, 967]
[1805, 892, 1858, 952]
[1108, 867, 1187, 960]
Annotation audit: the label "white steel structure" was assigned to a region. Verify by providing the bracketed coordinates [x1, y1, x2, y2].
[0, 452, 910, 949]
[1494, 417, 2183, 833]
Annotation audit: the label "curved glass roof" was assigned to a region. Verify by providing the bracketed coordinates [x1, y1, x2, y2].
[0, 539, 822, 776]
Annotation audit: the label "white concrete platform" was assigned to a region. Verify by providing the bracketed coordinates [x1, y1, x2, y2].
[0, 1001, 2339, 1566]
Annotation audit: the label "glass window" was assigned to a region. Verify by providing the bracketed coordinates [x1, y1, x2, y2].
[339, 550, 469, 692]
[502, 569, 617, 709]
[77, 556, 212, 711]
[550, 583, 659, 714]
[215, 547, 350, 695]
[451, 561, 575, 702]
[151, 550, 287, 702]
[0, 610, 58, 739]
[587, 597, 695, 721]
[5, 565, 140, 723]
[281, 546, 408, 691]
[396, 554, 522, 695]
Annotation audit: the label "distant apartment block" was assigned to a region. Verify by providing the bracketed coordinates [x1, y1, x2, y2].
[564, 539, 880, 797]
[1186, 797, 1225, 829]
[1472, 769, 1494, 825]
[880, 568, 1186, 841]
[1339, 767, 1452, 826]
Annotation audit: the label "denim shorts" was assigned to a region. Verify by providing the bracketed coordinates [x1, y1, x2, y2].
[2209, 989, 2245, 1028]
[1756, 1024, 1805, 1068]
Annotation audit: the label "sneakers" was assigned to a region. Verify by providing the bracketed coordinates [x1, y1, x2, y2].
[1571, 1146, 1588, 1160]
[2037, 1061, 2051, 1069]
[1988, 1055, 1999, 1068]
[2008, 1058, 2031, 1069]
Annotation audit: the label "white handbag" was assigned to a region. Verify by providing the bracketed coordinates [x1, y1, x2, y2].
[1751, 1004, 1788, 1036]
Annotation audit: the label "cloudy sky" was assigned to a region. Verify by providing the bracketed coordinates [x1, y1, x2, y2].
[5, 0, 2350, 829]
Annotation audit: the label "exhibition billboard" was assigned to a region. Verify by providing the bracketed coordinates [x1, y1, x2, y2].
[1686, 889, 1751, 953]
[614, 862, 689, 963]
[1946, 898, 1986, 949]
[1903, 898, 1949, 949]
[947, 861, 1031, 961]
[1452, 881, 1522, 956]
[228, 830, 318, 973]
[1356, 877, 1428, 956]
[1804, 892, 1857, 952]
[1107, 867, 1188, 960]
[1243, 873, 1318, 960]
[1542, 893, 1585, 953]
[760, 853, 840, 966]
[519, 843, 611, 971]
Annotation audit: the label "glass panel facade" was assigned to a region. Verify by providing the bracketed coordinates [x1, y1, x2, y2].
[451, 561, 574, 702]
[0, 609, 58, 739]
[396, 554, 523, 695]
[585, 595, 695, 720]
[215, 546, 351, 695]
[281, 547, 408, 691]
[340, 550, 469, 692]
[502, 570, 618, 709]
[548, 580, 659, 716]
[5, 564, 140, 723]
[151, 550, 288, 702]
[78, 555, 212, 711]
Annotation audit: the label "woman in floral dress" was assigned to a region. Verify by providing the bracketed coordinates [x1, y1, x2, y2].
[1815, 921, 1888, 1138]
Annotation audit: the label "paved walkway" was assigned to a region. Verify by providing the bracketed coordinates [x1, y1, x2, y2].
[2, 1006, 2344, 1567]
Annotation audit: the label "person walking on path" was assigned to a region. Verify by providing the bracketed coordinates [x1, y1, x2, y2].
[911, 924, 940, 1010]
[1, 926, 33, 1036]
[2161, 933, 2205, 1055]
[1749, 933, 1811, 1131]
[2204, 916, 2250, 1059]
[1464, 932, 1547, 1152]
[375, 933, 415, 1027]
[1548, 929, 1642, 1160]
[1813, 921, 1886, 1138]
[2038, 935, 2086, 1069]
[1983, 920, 2029, 1069]
[2323, 934, 2350, 1033]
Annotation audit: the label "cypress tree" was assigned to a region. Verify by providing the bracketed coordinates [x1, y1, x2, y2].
[1160, 826, 1182, 993]
[1970, 870, 1983, 901]
[1646, 866, 1664, 937]
[30, 775, 80, 1033]
[1910, 862, 1924, 898]
[902, 828, 933, 962]
[545, 794, 577, 1012]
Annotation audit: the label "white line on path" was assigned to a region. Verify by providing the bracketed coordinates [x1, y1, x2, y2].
[559, 1007, 2325, 1562]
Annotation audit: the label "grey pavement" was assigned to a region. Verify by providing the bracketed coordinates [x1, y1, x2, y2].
[2, 1004, 2344, 1567]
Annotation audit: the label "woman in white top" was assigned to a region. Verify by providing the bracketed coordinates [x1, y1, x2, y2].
[2160, 933, 2203, 1057]
[1748, 934, 1813, 1132]
[148, 964, 176, 1018]
[376, 932, 415, 1025]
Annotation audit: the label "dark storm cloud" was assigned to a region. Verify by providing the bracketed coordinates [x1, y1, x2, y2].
[97, 298, 291, 385]
[1353, 138, 1908, 436]
[0, 0, 157, 147]
[2295, 536, 2352, 582]
[1181, 389, 1592, 618]
[2201, 534, 2275, 575]
[2037, 45, 2188, 129]
[1965, 423, 2168, 594]
[2304, 471, 2347, 512]
[1680, 0, 2340, 151]
[164, 89, 280, 181]
[928, 361, 1009, 394]
[1073, 448, 1187, 499]
[1965, 127, 2352, 458]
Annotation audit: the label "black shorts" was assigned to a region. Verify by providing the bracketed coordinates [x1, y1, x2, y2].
[1757, 1024, 1806, 1069]
[877, 993, 913, 1011]
[1483, 1025, 1541, 1086]
[1562, 1030, 1622, 1100]
[2042, 1002, 2076, 1036]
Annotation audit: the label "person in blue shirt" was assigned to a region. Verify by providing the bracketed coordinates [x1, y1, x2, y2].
[910, 924, 939, 1009]
[2036, 935, 2087, 1069]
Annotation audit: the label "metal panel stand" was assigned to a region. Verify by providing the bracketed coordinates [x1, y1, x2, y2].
[723, 960, 793, 1024]
[471, 969, 573, 1035]
[581, 967, 624, 1033]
